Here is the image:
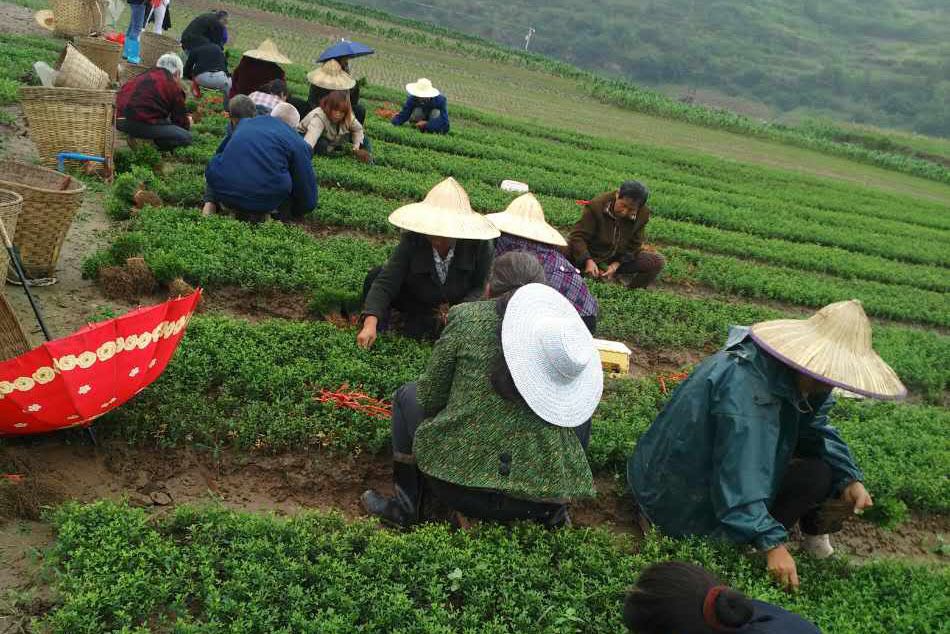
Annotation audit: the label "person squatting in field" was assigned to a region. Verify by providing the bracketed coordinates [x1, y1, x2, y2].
[299, 90, 372, 163]
[487, 193, 599, 334]
[391, 78, 450, 133]
[308, 57, 366, 126]
[569, 180, 665, 289]
[183, 42, 231, 105]
[358, 178, 497, 348]
[202, 102, 316, 223]
[628, 300, 905, 591]
[624, 562, 822, 633]
[116, 53, 193, 151]
[362, 254, 601, 528]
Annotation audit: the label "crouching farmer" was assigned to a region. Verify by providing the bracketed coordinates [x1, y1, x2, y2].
[391, 78, 449, 133]
[628, 300, 905, 591]
[116, 53, 193, 151]
[204, 102, 317, 223]
[569, 180, 664, 288]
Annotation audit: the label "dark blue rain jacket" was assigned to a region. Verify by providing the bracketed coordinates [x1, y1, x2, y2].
[627, 327, 863, 551]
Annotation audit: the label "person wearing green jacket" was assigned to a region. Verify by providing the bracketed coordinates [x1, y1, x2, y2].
[628, 300, 906, 591]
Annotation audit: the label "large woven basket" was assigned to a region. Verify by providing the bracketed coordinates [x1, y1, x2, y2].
[0, 161, 86, 281]
[0, 293, 30, 360]
[50, 0, 104, 37]
[75, 36, 122, 82]
[118, 61, 149, 85]
[20, 87, 116, 169]
[0, 190, 23, 293]
[140, 32, 181, 67]
[54, 43, 111, 90]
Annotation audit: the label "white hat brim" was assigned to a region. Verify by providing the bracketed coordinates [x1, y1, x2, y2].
[502, 284, 603, 427]
[388, 202, 499, 240]
[406, 82, 440, 98]
[485, 211, 567, 247]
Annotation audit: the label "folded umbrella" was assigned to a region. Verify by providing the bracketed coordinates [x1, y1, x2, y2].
[0, 290, 201, 436]
[317, 39, 375, 63]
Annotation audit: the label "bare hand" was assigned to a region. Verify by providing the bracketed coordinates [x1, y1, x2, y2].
[416, 120, 427, 130]
[583, 259, 601, 278]
[841, 481, 873, 515]
[356, 318, 378, 349]
[603, 262, 621, 280]
[766, 545, 799, 591]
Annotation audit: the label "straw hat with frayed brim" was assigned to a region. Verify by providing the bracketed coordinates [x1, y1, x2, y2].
[750, 299, 906, 400]
[502, 283, 603, 427]
[35, 10, 55, 31]
[486, 193, 567, 247]
[388, 177, 499, 240]
[306, 59, 355, 90]
[243, 40, 291, 65]
[406, 77, 440, 98]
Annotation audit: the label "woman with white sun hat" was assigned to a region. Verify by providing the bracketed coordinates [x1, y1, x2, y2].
[358, 177, 497, 348]
[628, 300, 905, 592]
[391, 77, 450, 133]
[362, 262, 602, 529]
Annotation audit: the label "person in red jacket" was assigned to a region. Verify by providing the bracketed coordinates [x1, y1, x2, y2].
[116, 53, 192, 151]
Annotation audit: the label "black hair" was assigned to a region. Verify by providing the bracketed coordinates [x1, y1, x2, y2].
[618, 180, 650, 206]
[214, 10, 229, 19]
[623, 562, 754, 634]
[487, 252, 546, 404]
[261, 78, 289, 97]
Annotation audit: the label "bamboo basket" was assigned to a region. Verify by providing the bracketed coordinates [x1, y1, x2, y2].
[54, 43, 111, 90]
[0, 161, 86, 281]
[0, 190, 23, 294]
[19, 87, 116, 169]
[140, 32, 181, 67]
[0, 293, 30, 360]
[50, 0, 104, 37]
[75, 36, 122, 82]
[118, 61, 149, 85]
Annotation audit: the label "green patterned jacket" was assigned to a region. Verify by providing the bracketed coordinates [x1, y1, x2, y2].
[413, 301, 595, 501]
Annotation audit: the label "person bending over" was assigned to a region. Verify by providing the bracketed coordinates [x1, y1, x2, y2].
[391, 78, 449, 134]
[248, 79, 289, 115]
[183, 42, 230, 104]
[116, 53, 192, 151]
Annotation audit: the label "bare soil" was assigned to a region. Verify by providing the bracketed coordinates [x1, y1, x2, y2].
[0, 1, 47, 37]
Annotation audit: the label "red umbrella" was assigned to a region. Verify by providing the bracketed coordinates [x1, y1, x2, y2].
[0, 290, 201, 436]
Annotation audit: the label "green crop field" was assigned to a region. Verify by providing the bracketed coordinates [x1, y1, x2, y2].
[0, 0, 948, 629]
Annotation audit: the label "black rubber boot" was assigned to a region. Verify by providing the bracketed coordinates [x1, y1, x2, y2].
[361, 462, 421, 529]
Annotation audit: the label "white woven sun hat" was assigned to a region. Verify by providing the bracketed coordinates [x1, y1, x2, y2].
[243, 40, 292, 65]
[388, 177, 500, 240]
[750, 299, 906, 400]
[502, 283, 604, 427]
[306, 59, 356, 90]
[406, 77, 440, 98]
[486, 193, 567, 247]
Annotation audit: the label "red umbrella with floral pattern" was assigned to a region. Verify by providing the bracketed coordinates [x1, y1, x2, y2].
[0, 290, 201, 436]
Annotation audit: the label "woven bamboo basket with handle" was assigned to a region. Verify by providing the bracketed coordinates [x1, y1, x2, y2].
[140, 32, 181, 67]
[0, 293, 30, 360]
[118, 61, 149, 85]
[0, 161, 86, 281]
[50, 0, 104, 37]
[54, 43, 111, 90]
[0, 190, 23, 294]
[19, 87, 116, 169]
[75, 36, 122, 82]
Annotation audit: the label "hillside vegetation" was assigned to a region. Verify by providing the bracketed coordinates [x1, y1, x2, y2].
[345, 0, 950, 138]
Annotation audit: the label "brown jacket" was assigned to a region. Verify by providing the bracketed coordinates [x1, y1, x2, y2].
[568, 191, 652, 266]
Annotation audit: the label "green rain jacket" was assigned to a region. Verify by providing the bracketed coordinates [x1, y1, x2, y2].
[627, 326, 864, 551]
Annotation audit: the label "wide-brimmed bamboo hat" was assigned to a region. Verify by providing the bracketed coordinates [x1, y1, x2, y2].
[486, 193, 567, 247]
[388, 177, 499, 240]
[406, 77, 440, 98]
[34, 10, 56, 31]
[306, 59, 355, 90]
[243, 40, 291, 65]
[750, 300, 906, 400]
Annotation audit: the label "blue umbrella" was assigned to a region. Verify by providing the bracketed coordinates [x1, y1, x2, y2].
[317, 40, 375, 63]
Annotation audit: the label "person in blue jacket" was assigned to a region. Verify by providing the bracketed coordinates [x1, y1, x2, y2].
[391, 78, 449, 134]
[628, 300, 906, 591]
[204, 102, 317, 223]
[624, 562, 822, 633]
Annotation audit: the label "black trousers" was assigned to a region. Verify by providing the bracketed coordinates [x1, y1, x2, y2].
[769, 457, 842, 535]
[391, 382, 592, 526]
[581, 314, 597, 335]
[361, 267, 442, 340]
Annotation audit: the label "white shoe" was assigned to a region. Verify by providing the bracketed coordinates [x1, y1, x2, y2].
[802, 534, 834, 559]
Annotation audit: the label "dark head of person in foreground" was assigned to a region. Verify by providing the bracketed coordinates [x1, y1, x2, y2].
[623, 562, 821, 633]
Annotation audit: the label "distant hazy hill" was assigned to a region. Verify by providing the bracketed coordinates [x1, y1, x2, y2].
[342, 0, 950, 137]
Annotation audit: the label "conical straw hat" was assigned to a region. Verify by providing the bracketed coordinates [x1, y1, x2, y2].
[306, 59, 355, 90]
[749, 300, 906, 400]
[486, 193, 567, 247]
[388, 177, 500, 240]
[34, 10, 56, 31]
[243, 40, 291, 65]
